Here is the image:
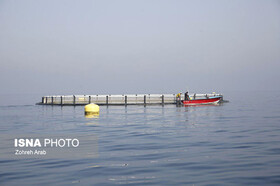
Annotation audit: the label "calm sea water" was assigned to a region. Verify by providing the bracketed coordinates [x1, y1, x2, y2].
[0, 91, 280, 185]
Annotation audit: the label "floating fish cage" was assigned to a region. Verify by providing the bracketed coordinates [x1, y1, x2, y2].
[37, 93, 223, 106]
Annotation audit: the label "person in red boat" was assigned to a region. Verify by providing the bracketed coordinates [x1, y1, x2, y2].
[184, 91, 190, 101]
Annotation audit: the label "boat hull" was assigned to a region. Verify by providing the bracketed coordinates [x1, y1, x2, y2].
[182, 96, 222, 106]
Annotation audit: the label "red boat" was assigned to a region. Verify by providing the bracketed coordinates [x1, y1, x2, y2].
[182, 96, 222, 106]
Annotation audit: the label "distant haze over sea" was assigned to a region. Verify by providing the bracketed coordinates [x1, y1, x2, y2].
[0, 0, 279, 95]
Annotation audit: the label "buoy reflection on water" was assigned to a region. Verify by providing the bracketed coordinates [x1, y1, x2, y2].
[85, 112, 99, 119]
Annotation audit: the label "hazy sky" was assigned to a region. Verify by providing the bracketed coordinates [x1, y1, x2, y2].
[0, 0, 279, 95]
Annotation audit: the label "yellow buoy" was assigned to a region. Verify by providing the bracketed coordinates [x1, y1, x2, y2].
[85, 103, 100, 115]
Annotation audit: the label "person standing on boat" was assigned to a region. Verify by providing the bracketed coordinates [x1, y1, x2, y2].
[185, 91, 190, 101]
